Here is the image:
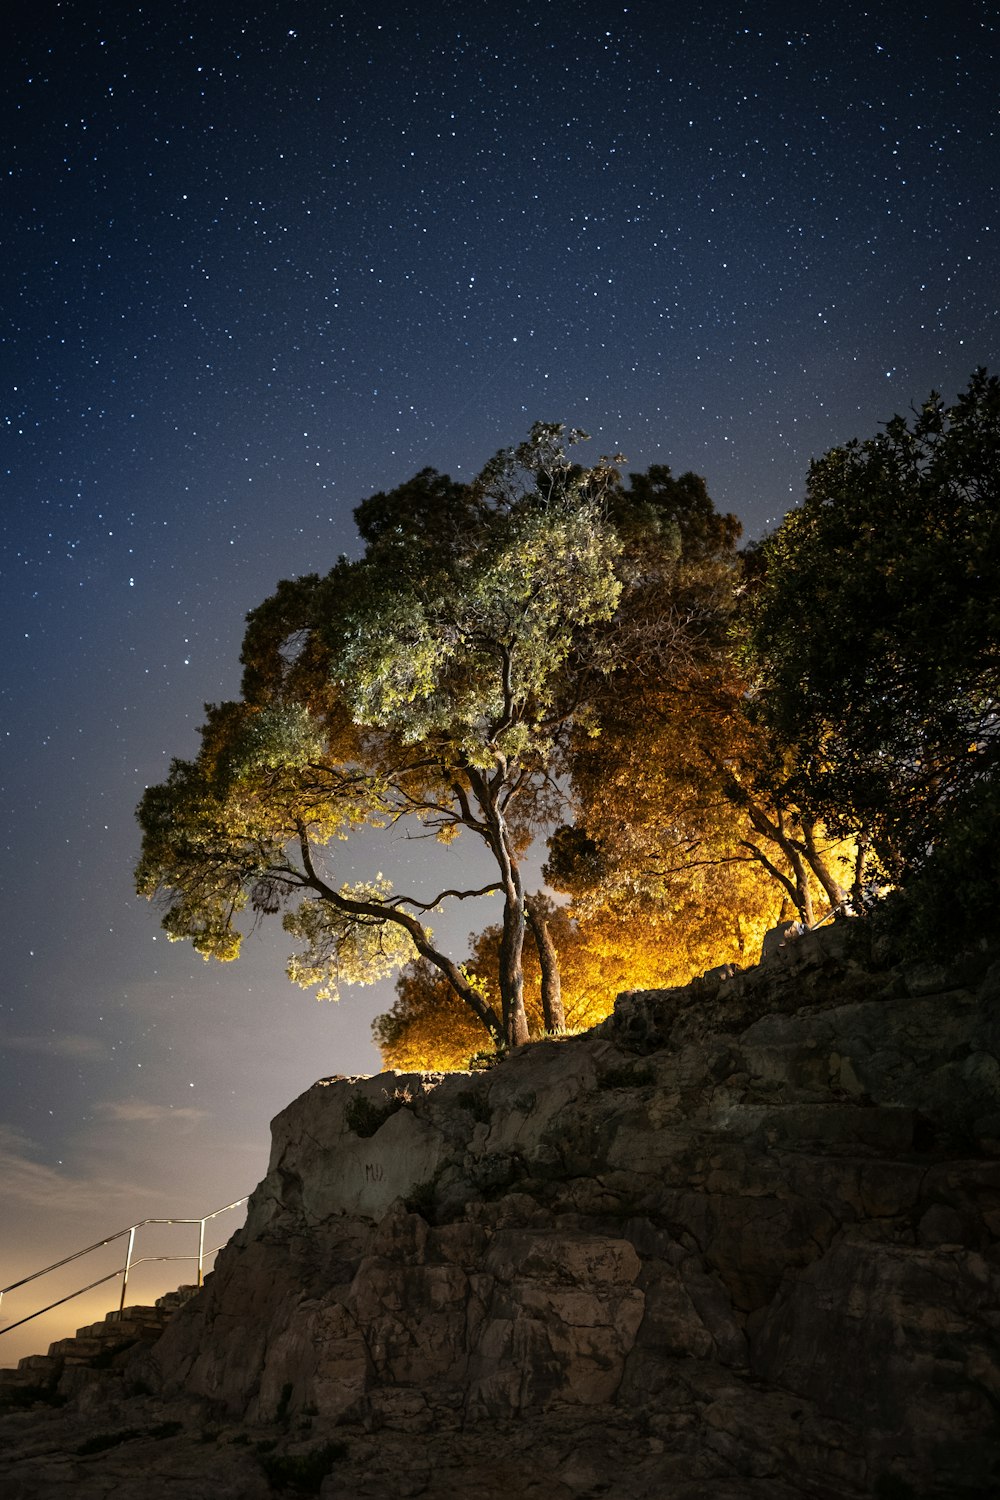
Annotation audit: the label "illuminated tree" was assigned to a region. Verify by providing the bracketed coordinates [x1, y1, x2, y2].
[544, 676, 849, 948]
[373, 905, 694, 1072]
[136, 426, 627, 1050]
[372, 462, 866, 1073]
[548, 465, 854, 934]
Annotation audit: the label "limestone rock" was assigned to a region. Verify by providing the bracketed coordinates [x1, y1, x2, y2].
[2, 923, 998, 1498]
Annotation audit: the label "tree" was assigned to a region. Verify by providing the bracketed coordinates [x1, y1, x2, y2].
[136, 426, 627, 1050]
[369, 591, 821, 1071]
[545, 465, 854, 935]
[373, 904, 696, 1072]
[741, 369, 1000, 896]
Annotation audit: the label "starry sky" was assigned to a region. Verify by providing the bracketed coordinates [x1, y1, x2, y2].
[2, 0, 997, 1360]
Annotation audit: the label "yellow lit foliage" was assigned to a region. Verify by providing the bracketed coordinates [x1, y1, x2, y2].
[551, 647, 858, 938]
[372, 889, 787, 1073]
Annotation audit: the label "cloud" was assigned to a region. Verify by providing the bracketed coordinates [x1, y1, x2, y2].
[0, 1124, 245, 1364]
[0, 1032, 106, 1060]
[95, 1099, 210, 1128]
[0, 1125, 156, 1216]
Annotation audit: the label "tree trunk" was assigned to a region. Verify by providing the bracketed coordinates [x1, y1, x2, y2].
[498, 889, 530, 1049]
[851, 835, 870, 913]
[802, 819, 848, 912]
[745, 801, 815, 926]
[526, 894, 565, 1033]
[785, 835, 815, 927]
[409, 924, 505, 1045]
[463, 767, 529, 1050]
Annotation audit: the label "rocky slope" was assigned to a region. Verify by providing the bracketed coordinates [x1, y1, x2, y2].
[2, 919, 998, 1498]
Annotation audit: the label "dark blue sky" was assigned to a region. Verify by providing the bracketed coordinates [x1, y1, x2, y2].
[2, 0, 997, 1359]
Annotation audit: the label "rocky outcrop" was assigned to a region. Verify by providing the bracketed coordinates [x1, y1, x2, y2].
[2, 920, 998, 1497]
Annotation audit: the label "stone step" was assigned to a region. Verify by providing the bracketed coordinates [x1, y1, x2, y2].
[95, 1308, 173, 1334]
[47, 1335, 115, 1360]
[48, 1317, 166, 1358]
[75, 1319, 129, 1338]
[16, 1353, 61, 1376]
[1, 1282, 198, 1401]
[156, 1285, 198, 1308]
[71, 1308, 164, 1335]
[0, 1367, 44, 1390]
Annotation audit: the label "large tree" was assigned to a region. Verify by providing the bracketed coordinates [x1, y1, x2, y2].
[136, 426, 627, 1050]
[741, 369, 1000, 895]
[545, 464, 855, 934]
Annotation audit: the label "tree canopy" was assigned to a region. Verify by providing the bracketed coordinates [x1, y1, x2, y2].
[542, 459, 855, 940]
[137, 377, 999, 1071]
[137, 426, 642, 1049]
[741, 368, 1000, 894]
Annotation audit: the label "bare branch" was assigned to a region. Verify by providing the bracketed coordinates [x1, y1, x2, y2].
[389, 881, 503, 913]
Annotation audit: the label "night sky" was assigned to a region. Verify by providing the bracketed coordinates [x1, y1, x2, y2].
[2, 0, 997, 1360]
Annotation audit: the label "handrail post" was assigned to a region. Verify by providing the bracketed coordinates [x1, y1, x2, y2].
[119, 1225, 137, 1315]
[2, 1194, 247, 1342]
[197, 1217, 206, 1287]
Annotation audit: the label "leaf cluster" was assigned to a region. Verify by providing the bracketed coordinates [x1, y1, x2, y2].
[742, 368, 1000, 885]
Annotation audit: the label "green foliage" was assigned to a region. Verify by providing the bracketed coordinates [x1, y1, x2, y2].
[343, 1087, 412, 1138]
[615, 465, 742, 564]
[283, 877, 416, 1001]
[136, 422, 635, 1051]
[743, 369, 1000, 890]
[539, 459, 841, 936]
[874, 776, 1000, 961]
[403, 1177, 439, 1219]
[333, 464, 623, 763]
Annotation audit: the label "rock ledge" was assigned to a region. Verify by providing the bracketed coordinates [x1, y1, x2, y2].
[2, 922, 998, 1498]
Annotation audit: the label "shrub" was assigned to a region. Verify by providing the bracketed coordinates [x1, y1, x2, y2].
[344, 1087, 412, 1138]
[259, 1441, 348, 1494]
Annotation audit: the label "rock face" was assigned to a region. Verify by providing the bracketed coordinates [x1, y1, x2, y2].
[3, 921, 999, 1498]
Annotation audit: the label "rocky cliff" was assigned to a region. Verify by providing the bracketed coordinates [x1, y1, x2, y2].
[2, 920, 998, 1498]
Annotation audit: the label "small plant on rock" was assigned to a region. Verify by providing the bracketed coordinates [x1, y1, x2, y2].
[467, 1048, 505, 1071]
[258, 1441, 348, 1494]
[344, 1086, 413, 1138]
[404, 1177, 438, 1220]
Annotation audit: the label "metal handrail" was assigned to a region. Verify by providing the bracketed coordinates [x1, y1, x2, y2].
[0, 1196, 248, 1340]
